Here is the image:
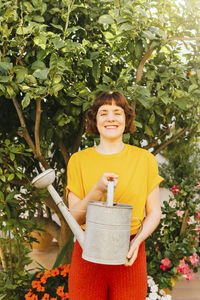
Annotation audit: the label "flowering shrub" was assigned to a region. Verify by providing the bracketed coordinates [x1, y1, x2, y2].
[146, 276, 172, 300]
[146, 180, 200, 290]
[25, 265, 70, 300]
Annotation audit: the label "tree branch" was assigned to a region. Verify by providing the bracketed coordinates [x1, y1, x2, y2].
[12, 97, 36, 152]
[35, 98, 42, 159]
[58, 139, 69, 167]
[12, 97, 50, 170]
[136, 48, 154, 83]
[72, 115, 85, 154]
[143, 127, 171, 150]
[0, 242, 7, 272]
[153, 127, 189, 155]
[168, 37, 200, 41]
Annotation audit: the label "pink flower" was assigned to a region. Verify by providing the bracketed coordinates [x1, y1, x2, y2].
[186, 272, 194, 281]
[172, 185, 179, 194]
[176, 210, 184, 217]
[176, 258, 195, 280]
[195, 212, 200, 219]
[161, 257, 172, 266]
[160, 257, 171, 271]
[189, 253, 199, 268]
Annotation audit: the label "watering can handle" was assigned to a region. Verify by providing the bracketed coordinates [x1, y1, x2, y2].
[107, 180, 114, 206]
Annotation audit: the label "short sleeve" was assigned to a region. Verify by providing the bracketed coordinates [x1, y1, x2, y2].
[66, 153, 84, 200]
[146, 151, 164, 195]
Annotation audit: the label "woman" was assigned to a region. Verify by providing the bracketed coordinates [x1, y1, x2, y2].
[66, 91, 163, 300]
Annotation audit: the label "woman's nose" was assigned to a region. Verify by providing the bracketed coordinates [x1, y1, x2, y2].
[106, 113, 115, 121]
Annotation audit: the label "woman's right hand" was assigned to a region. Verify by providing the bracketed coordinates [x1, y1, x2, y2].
[95, 173, 119, 194]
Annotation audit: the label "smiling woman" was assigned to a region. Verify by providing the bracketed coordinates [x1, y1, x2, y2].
[66, 91, 163, 300]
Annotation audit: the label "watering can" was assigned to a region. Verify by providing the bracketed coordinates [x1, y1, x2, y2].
[32, 169, 141, 265]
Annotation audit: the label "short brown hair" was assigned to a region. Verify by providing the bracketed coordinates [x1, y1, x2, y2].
[86, 91, 136, 134]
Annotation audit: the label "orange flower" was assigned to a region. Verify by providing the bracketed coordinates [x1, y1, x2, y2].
[50, 298, 57, 300]
[60, 265, 70, 277]
[44, 270, 51, 277]
[31, 295, 38, 300]
[42, 293, 50, 300]
[40, 275, 47, 284]
[36, 284, 45, 292]
[25, 289, 32, 300]
[32, 280, 40, 289]
[36, 271, 43, 278]
[51, 267, 60, 277]
[61, 292, 69, 300]
[56, 286, 64, 297]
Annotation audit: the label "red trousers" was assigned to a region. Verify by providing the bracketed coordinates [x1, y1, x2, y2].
[69, 240, 147, 300]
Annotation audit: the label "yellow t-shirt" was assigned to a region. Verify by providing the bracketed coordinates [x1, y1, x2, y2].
[66, 144, 164, 235]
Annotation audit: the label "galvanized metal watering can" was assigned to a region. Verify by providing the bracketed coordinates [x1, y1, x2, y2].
[32, 169, 140, 265]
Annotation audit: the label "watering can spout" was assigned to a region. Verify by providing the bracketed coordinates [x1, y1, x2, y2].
[32, 169, 84, 249]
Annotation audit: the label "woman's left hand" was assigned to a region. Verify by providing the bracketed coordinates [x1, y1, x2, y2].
[125, 238, 141, 266]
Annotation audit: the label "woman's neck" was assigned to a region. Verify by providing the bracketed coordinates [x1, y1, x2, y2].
[95, 139, 125, 154]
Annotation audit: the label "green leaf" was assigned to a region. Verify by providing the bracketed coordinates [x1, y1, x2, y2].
[143, 30, 156, 40]
[52, 83, 64, 94]
[22, 94, 31, 109]
[0, 175, 6, 182]
[149, 112, 155, 124]
[135, 41, 143, 58]
[0, 62, 13, 73]
[145, 124, 154, 136]
[0, 191, 4, 201]
[92, 62, 101, 81]
[118, 23, 134, 31]
[33, 69, 49, 80]
[0, 76, 10, 82]
[6, 85, 16, 97]
[10, 153, 15, 161]
[103, 32, 114, 40]
[175, 98, 189, 110]
[7, 174, 15, 181]
[34, 34, 47, 50]
[50, 23, 63, 31]
[98, 14, 114, 24]
[15, 68, 28, 83]
[53, 37, 65, 49]
[134, 120, 143, 128]
[31, 60, 46, 70]
[188, 84, 198, 93]
[82, 59, 93, 68]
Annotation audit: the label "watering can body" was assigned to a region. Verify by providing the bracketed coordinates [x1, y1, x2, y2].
[83, 201, 132, 264]
[32, 169, 133, 265]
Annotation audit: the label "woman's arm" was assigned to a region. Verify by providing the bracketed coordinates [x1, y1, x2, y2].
[125, 185, 162, 266]
[68, 173, 118, 225]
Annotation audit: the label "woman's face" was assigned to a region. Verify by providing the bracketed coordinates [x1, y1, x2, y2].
[96, 102, 126, 141]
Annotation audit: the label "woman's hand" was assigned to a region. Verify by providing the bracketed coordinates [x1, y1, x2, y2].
[95, 173, 119, 193]
[125, 237, 141, 267]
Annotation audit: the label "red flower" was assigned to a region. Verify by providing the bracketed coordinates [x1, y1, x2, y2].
[172, 185, 179, 194]
[195, 212, 200, 219]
